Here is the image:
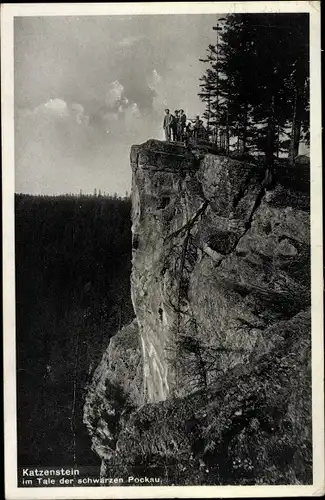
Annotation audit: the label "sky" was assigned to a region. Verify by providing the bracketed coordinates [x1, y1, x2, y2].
[14, 15, 221, 195]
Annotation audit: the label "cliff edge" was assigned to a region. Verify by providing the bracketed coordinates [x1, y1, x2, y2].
[84, 139, 311, 484]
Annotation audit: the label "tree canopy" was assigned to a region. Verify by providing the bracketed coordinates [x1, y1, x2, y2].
[198, 13, 309, 164]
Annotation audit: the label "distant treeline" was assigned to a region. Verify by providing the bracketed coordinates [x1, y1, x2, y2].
[16, 191, 130, 200]
[15, 193, 133, 467]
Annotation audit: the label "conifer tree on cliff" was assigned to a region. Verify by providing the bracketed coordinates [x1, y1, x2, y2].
[199, 14, 309, 165]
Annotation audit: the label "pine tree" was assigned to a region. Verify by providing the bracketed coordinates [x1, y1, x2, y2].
[198, 13, 309, 163]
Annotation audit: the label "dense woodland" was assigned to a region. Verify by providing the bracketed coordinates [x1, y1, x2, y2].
[199, 13, 309, 163]
[15, 193, 133, 467]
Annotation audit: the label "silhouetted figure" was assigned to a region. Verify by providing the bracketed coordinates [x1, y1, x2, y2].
[179, 109, 187, 142]
[163, 109, 173, 141]
[172, 110, 179, 141]
[193, 115, 201, 142]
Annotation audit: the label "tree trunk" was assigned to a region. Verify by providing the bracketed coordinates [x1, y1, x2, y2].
[289, 61, 306, 165]
[214, 126, 218, 146]
[220, 129, 226, 150]
[289, 86, 302, 164]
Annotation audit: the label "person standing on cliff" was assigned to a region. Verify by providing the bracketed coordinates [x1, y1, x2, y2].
[163, 109, 173, 141]
[172, 110, 180, 141]
[193, 115, 201, 142]
[179, 109, 187, 142]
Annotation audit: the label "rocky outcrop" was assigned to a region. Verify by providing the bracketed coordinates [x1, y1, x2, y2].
[130, 140, 309, 402]
[84, 139, 311, 484]
[114, 309, 311, 485]
[84, 320, 143, 463]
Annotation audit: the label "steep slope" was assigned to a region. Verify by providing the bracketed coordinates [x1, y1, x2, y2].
[84, 140, 311, 484]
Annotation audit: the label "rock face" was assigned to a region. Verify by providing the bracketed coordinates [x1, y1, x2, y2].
[84, 320, 143, 463]
[130, 140, 310, 402]
[84, 140, 311, 484]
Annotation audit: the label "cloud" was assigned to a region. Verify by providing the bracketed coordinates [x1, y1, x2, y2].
[43, 98, 69, 117]
[15, 66, 184, 195]
[147, 69, 168, 113]
[15, 15, 218, 195]
[22, 98, 90, 128]
[129, 102, 141, 117]
[71, 102, 90, 126]
[148, 69, 162, 91]
[104, 80, 131, 115]
[15, 90, 149, 195]
[94, 80, 143, 130]
[105, 80, 124, 106]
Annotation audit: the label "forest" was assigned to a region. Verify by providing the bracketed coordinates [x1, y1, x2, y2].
[198, 13, 309, 163]
[15, 193, 133, 467]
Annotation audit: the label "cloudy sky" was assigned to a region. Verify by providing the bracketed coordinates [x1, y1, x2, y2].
[14, 15, 220, 195]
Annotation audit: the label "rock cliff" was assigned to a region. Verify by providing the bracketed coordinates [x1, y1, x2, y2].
[84, 140, 311, 484]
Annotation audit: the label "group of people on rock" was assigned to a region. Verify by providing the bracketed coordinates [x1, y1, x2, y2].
[163, 108, 187, 142]
[163, 109, 208, 144]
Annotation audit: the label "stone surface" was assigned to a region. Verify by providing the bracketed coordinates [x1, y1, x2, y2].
[130, 140, 309, 401]
[84, 139, 311, 484]
[83, 320, 143, 460]
[113, 309, 311, 485]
